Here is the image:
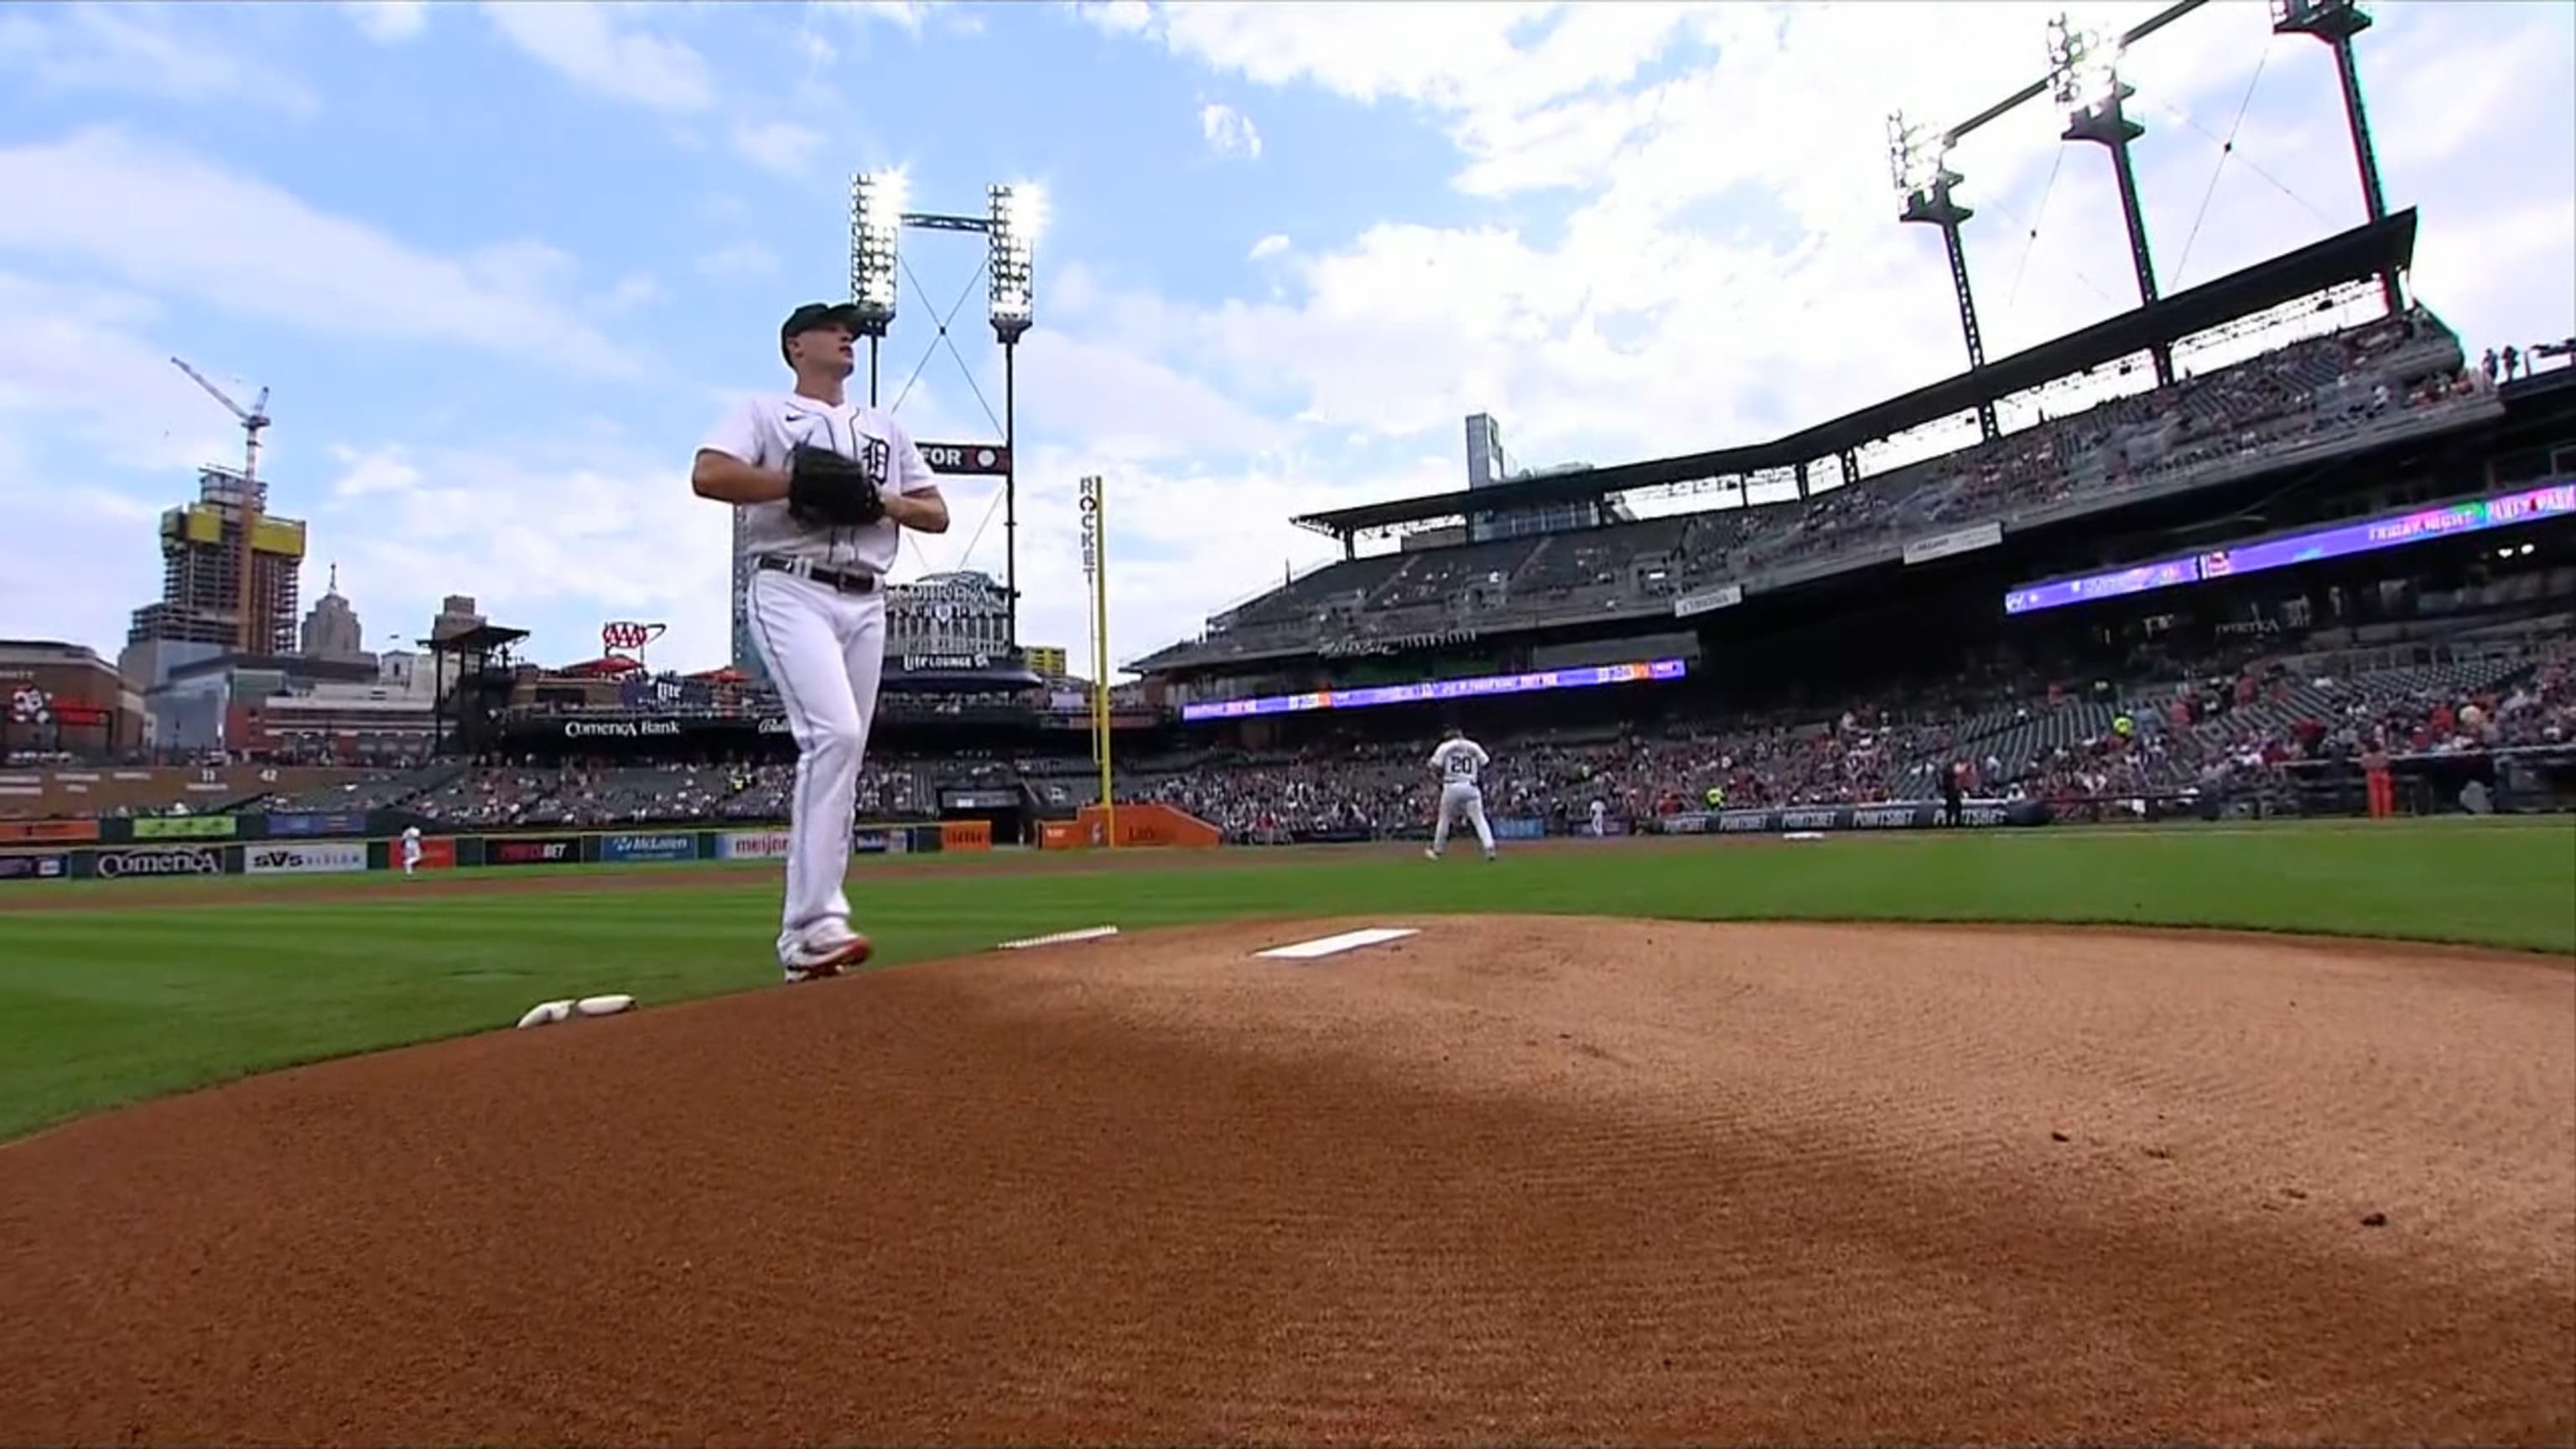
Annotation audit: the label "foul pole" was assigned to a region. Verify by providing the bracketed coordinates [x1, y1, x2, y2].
[1079, 474, 1115, 846]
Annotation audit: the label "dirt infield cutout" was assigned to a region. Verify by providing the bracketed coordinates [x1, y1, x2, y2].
[3, 915, 2570, 1446]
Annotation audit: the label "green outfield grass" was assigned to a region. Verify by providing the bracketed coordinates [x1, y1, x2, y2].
[3, 817, 2570, 1144]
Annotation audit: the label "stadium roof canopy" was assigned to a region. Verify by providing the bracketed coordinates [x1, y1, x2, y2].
[421, 623, 530, 654]
[1291, 208, 2419, 538]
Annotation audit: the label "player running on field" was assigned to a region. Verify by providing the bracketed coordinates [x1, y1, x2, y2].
[1425, 726, 1497, 862]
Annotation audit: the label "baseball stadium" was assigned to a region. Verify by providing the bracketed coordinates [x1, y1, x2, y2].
[6, 4, 2575, 1446]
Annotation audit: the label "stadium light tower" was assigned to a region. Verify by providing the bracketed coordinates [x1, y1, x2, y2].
[2048, 13, 2174, 386]
[2270, 0, 2403, 314]
[847, 169, 907, 399]
[987, 180, 1043, 645]
[1889, 112, 2000, 443]
[845, 170, 1046, 646]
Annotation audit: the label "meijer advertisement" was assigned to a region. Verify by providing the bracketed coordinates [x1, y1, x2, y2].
[245, 843, 369, 876]
[717, 829, 792, 862]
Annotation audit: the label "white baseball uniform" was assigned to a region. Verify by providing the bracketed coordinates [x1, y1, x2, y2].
[1588, 798, 1607, 837]
[699, 392, 937, 963]
[1427, 736, 1495, 858]
[400, 825, 423, 875]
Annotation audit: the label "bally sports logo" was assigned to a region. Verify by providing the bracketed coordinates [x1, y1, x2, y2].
[95, 848, 222, 879]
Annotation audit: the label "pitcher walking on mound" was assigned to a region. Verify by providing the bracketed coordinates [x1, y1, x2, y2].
[1426, 726, 1497, 861]
[691, 301, 949, 982]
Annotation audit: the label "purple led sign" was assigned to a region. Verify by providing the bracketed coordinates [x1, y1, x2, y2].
[2005, 480, 2573, 617]
[1182, 657, 1688, 723]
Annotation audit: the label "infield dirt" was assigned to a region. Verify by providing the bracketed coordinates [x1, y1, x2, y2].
[3, 915, 2570, 1446]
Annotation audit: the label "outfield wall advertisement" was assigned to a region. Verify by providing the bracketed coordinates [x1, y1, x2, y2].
[600, 832, 699, 864]
[716, 829, 792, 861]
[88, 845, 228, 879]
[0, 853, 68, 881]
[488, 835, 582, 867]
[1652, 799, 2051, 834]
[245, 843, 369, 876]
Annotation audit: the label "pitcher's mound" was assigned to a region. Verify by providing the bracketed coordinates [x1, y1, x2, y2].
[4, 917, 2571, 1446]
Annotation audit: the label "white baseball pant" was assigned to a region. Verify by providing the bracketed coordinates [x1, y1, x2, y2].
[401, 844, 421, 875]
[744, 569, 886, 959]
[1432, 782, 1493, 854]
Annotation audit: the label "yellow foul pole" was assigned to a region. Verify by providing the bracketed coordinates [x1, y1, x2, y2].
[1079, 475, 1115, 847]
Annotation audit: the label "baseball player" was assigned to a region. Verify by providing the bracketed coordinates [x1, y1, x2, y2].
[1588, 797, 1607, 838]
[399, 824, 423, 876]
[692, 301, 948, 981]
[1424, 726, 1497, 861]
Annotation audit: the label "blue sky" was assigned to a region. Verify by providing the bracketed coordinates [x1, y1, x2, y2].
[1, 0, 2568, 679]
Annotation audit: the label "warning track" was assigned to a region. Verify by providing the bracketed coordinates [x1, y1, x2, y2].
[3, 916, 2567, 1446]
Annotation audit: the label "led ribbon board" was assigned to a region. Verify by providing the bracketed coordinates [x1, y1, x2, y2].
[1182, 657, 1688, 724]
[2003, 480, 2575, 617]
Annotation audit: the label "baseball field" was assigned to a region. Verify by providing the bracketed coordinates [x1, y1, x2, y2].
[4, 817, 2573, 1445]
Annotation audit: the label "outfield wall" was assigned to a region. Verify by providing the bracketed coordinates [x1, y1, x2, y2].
[0, 821, 954, 886]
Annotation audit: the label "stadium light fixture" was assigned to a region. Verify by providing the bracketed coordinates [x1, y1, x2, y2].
[2048, 14, 2125, 119]
[1885, 112, 1950, 203]
[986, 181, 1043, 345]
[847, 169, 906, 335]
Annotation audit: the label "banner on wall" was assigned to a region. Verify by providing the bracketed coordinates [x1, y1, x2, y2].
[0, 853, 68, 881]
[0, 818, 97, 844]
[1492, 817, 1548, 842]
[245, 843, 368, 876]
[410, 837, 457, 871]
[715, 829, 792, 862]
[1655, 799, 2050, 835]
[132, 815, 238, 840]
[600, 833, 698, 864]
[267, 811, 369, 838]
[92, 846, 225, 879]
[488, 835, 581, 867]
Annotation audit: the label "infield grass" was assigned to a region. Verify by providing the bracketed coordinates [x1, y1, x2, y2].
[3, 817, 2570, 1143]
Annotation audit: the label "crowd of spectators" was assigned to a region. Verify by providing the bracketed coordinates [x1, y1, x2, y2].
[1161, 309, 2482, 663]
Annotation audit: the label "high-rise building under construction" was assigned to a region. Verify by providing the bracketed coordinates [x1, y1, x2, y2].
[120, 464, 308, 687]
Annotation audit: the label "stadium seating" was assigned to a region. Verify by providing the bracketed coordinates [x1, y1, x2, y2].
[1147, 311, 2480, 667]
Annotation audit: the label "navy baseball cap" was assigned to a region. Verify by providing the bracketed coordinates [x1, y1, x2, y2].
[782, 302, 862, 344]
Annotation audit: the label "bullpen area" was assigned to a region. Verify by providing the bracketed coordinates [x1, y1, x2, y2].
[3, 820, 2572, 1445]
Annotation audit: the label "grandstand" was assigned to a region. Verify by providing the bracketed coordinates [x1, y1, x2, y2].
[1134, 216, 2484, 682]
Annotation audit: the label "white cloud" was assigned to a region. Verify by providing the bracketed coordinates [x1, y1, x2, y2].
[343, 1, 428, 44]
[1198, 101, 1264, 160]
[697, 242, 781, 278]
[481, 2, 716, 112]
[1248, 234, 1291, 262]
[0, 3, 319, 113]
[731, 118, 827, 177]
[0, 128, 633, 375]
[829, 0, 928, 29]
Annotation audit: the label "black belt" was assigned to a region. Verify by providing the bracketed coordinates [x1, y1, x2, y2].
[756, 555, 877, 594]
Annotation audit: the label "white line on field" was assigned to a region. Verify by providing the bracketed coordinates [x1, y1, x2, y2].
[1256, 927, 1420, 960]
[998, 925, 1121, 950]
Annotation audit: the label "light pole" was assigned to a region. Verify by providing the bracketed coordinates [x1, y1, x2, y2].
[1888, 112, 1998, 443]
[844, 171, 1044, 647]
[2049, 13, 2174, 387]
[2270, 0, 2402, 314]
[988, 182, 1041, 651]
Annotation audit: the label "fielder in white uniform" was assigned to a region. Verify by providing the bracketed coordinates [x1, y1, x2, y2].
[1425, 728, 1497, 861]
[1588, 797, 1607, 838]
[692, 302, 948, 981]
[400, 824, 423, 875]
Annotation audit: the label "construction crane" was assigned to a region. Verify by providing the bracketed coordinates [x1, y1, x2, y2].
[169, 357, 273, 654]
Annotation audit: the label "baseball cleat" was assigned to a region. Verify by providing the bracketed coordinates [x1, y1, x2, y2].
[1423, 847, 1440, 860]
[782, 923, 874, 981]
